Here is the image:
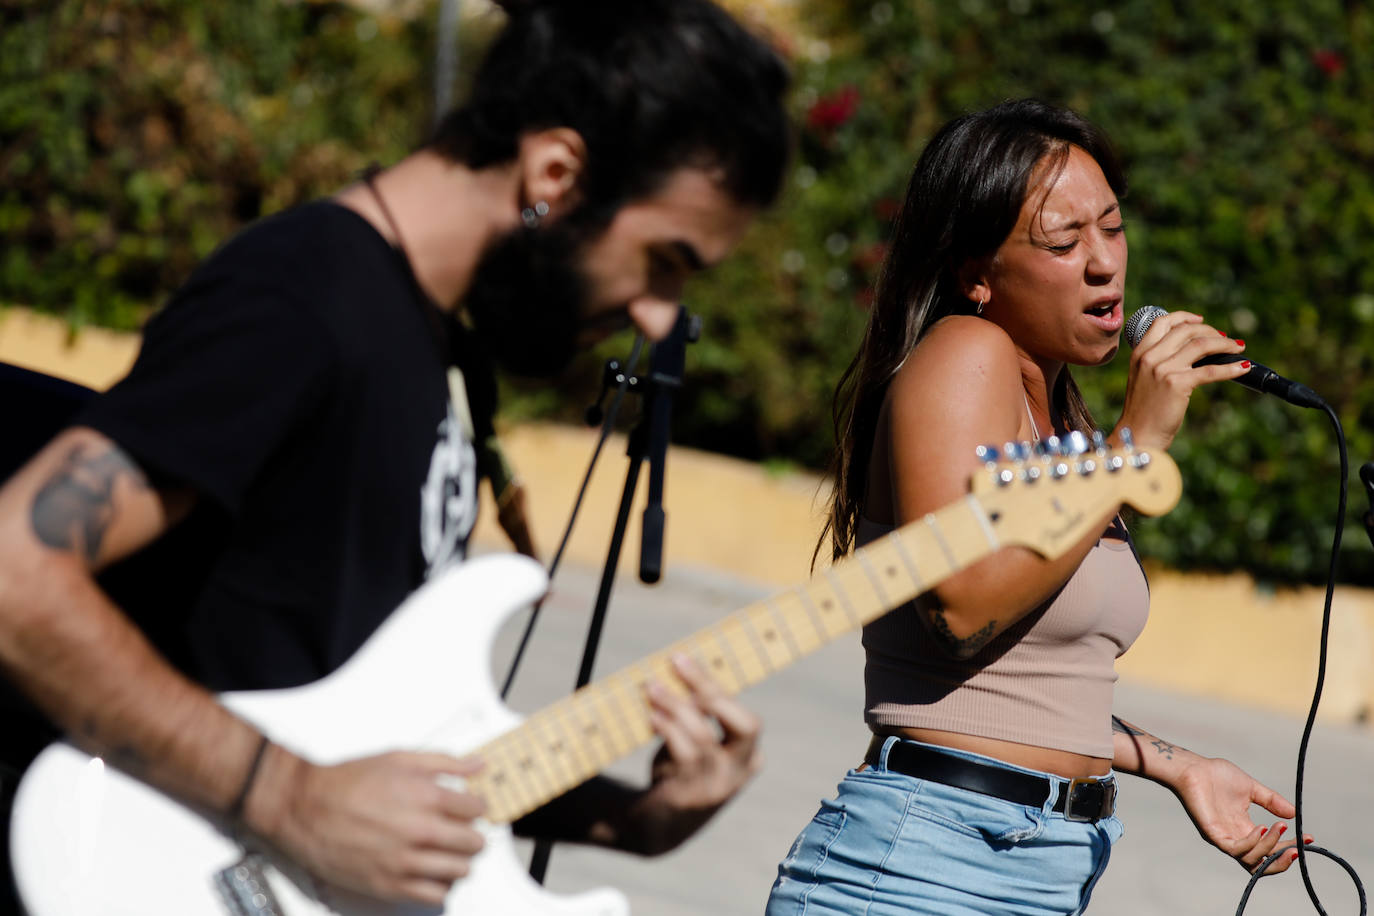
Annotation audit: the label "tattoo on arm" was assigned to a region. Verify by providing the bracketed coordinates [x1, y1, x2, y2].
[30, 444, 150, 564]
[1149, 739, 1177, 760]
[928, 608, 997, 658]
[1112, 716, 1147, 736]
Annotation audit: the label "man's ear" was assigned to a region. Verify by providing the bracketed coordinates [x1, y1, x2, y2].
[517, 128, 587, 216]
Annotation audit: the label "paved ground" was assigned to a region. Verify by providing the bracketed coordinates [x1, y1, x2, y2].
[493, 557, 1373, 916]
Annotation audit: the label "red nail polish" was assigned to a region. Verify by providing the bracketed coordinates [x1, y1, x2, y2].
[1304, 837, 1314, 845]
[1220, 330, 1228, 337]
[1259, 826, 1269, 837]
[1235, 338, 1245, 346]
[1278, 824, 1287, 835]
[1241, 360, 1252, 369]
[1289, 850, 1300, 862]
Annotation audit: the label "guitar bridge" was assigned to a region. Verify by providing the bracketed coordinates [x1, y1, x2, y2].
[213, 854, 285, 916]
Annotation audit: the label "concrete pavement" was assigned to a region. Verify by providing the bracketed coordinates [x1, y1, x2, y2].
[494, 557, 1373, 916]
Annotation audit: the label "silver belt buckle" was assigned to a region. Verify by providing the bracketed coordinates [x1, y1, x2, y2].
[1064, 776, 1116, 822]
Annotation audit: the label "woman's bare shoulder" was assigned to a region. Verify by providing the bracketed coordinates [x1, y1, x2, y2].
[891, 315, 1022, 398]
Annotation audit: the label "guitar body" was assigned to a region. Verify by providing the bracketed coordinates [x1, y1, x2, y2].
[11, 554, 628, 916]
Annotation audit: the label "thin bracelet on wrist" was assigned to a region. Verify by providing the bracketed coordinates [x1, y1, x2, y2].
[227, 734, 271, 822]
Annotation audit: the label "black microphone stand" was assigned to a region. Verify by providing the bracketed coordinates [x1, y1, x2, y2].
[528, 305, 698, 883]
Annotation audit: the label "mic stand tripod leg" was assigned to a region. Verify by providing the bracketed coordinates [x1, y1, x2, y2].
[528, 437, 646, 883]
[529, 306, 695, 884]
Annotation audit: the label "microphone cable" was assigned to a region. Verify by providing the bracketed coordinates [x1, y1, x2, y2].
[1234, 399, 1366, 916]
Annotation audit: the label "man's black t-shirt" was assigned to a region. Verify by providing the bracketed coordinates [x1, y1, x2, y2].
[84, 201, 480, 693]
[0, 202, 485, 903]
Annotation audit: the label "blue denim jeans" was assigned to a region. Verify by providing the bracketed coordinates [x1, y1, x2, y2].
[765, 737, 1123, 915]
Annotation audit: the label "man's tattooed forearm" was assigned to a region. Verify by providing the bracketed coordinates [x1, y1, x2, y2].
[1112, 716, 1147, 736]
[929, 609, 997, 658]
[30, 444, 149, 563]
[80, 717, 147, 776]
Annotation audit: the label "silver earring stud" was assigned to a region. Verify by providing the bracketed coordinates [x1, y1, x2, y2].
[976, 295, 988, 316]
[521, 200, 550, 229]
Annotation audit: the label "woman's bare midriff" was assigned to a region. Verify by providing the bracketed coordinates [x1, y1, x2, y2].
[876, 726, 1112, 780]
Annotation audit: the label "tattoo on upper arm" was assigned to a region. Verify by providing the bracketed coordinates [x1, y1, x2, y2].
[30, 444, 150, 564]
[928, 607, 997, 657]
[1112, 716, 1147, 736]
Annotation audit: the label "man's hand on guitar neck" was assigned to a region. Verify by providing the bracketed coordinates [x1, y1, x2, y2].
[243, 745, 488, 906]
[629, 653, 763, 855]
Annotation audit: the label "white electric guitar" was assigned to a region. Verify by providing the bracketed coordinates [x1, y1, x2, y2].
[11, 440, 1181, 915]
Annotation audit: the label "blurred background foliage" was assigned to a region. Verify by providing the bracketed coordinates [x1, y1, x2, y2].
[2, 0, 1371, 585]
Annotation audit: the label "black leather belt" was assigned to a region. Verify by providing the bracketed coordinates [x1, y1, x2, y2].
[864, 737, 1116, 823]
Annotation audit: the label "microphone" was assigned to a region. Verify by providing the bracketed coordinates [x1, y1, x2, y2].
[1124, 306, 1325, 409]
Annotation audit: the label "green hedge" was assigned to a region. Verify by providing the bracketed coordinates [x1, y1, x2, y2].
[3, 1, 1372, 584]
[660, 0, 1374, 586]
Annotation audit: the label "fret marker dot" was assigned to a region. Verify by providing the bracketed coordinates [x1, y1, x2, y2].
[821, 600, 833, 611]
[520, 758, 532, 770]
[886, 566, 897, 577]
[764, 630, 776, 641]
[712, 657, 724, 668]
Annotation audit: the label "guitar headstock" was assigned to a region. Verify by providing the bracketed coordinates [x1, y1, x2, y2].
[968, 430, 1181, 559]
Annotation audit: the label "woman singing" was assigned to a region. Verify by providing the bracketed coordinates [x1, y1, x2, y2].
[766, 99, 1308, 916]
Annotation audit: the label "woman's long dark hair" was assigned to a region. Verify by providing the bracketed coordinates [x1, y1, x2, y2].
[817, 99, 1127, 565]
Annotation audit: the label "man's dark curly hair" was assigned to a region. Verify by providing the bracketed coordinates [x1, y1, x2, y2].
[429, 0, 792, 214]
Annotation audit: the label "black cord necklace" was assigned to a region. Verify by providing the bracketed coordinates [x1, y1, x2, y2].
[359, 163, 452, 366]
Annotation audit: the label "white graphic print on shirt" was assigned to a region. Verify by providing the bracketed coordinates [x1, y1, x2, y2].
[420, 402, 477, 577]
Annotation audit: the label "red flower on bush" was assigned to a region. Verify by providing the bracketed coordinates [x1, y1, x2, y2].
[853, 241, 889, 272]
[873, 197, 901, 222]
[1313, 49, 1345, 77]
[807, 85, 860, 133]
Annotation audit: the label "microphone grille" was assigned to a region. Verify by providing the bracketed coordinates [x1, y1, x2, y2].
[1124, 306, 1167, 348]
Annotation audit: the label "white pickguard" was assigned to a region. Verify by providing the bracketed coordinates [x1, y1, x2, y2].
[11, 554, 628, 916]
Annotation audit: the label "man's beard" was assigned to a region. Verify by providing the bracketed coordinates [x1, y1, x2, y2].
[461, 216, 596, 378]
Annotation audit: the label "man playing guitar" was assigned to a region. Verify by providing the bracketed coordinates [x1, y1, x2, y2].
[0, 1, 791, 908]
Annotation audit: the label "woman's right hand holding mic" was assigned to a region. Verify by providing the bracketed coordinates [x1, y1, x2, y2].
[1113, 308, 1252, 452]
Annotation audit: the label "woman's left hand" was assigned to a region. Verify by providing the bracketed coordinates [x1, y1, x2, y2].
[1172, 756, 1311, 874]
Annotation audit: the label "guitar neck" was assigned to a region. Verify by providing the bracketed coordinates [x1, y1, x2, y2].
[470, 494, 1001, 824]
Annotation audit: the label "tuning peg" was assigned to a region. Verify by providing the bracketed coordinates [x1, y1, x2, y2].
[1045, 434, 1063, 456]
[1002, 441, 1032, 463]
[1064, 431, 1089, 456]
[1091, 430, 1107, 453]
[1114, 427, 1155, 469]
[975, 444, 1000, 465]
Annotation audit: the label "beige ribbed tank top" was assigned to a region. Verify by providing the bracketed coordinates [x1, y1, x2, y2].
[861, 402, 1149, 758]
[860, 519, 1148, 758]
